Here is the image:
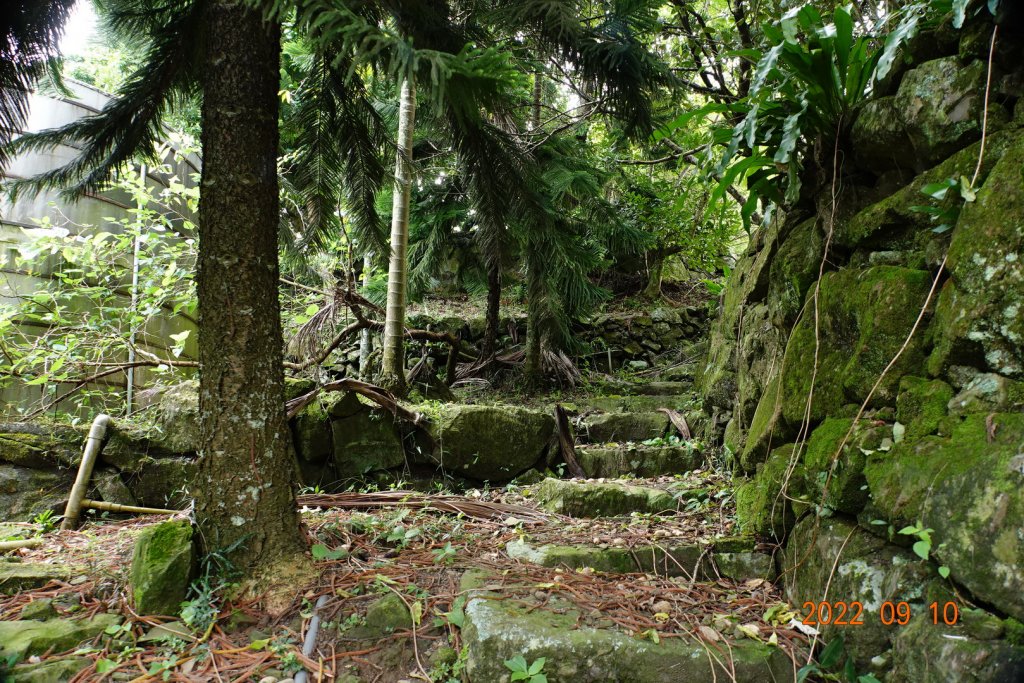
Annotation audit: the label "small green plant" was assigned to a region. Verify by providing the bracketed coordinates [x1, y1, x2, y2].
[911, 175, 977, 233]
[798, 635, 882, 683]
[31, 509, 60, 534]
[897, 521, 934, 560]
[503, 655, 547, 683]
[432, 542, 458, 565]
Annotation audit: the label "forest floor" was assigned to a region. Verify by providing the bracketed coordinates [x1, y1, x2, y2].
[0, 289, 820, 683]
[2, 473, 811, 682]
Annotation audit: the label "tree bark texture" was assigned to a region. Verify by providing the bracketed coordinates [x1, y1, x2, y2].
[380, 77, 416, 394]
[195, 0, 304, 573]
[482, 260, 501, 358]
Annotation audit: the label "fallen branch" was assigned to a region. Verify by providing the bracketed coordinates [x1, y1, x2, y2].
[285, 378, 428, 430]
[660, 409, 692, 441]
[296, 490, 552, 524]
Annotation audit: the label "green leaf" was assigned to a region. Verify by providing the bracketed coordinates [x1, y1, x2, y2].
[920, 178, 957, 200]
[876, 9, 921, 82]
[912, 539, 931, 560]
[169, 330, 191, 344]
[959, 176, 977, 202]
[897, 525, 920, 536]
[96, 658, 117, 674]
[304, 304, 320, 316]
[528, 657, 546, 675]
[938, 565, 951, 579]
[504, 655, 528, 674]
[819, 636, 845, 668]
[311, 543, 349, 561]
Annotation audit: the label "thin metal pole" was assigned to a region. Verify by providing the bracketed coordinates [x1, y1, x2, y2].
[126, 163, 146, 416]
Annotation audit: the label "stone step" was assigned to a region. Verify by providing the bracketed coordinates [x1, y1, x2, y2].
[578, 411, 670, 444]
[461, 570, 791, 683]
[585, 395, 694, 413]
[534, 478, 676, 517]
[0, 563, 71, 595]
[576, 443, 704, 478]
[506, 537, 775, 582]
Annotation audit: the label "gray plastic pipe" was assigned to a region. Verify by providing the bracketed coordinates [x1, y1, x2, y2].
[294, 594, 330, 683]
[60, 413, 110, 530]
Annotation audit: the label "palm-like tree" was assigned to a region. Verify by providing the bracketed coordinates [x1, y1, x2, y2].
[379, 75, 416, 393]
[0, 1, 76, 169]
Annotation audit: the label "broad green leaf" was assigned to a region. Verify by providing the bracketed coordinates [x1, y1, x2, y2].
[912, 540, 931, 560]
[818, 636, 844, 668]
[876, 10, 921, 82]
[938, 565, 951, 579]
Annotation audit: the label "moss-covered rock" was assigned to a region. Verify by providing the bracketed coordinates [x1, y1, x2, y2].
[150, 381, 201, 453]
[776, 266, 933, 428]
[766, 218, 826, 327]
[534, 478, 675, 517]
[837, 130, 1016, 249]
[0, 614, 121, 660]
[851, 96, 916, 172]
[0, 428, 80, 469]
[735, 444, 805, 538]
[506, 538, 771, 581]
[889, 615, 1024, 682]
[782, 516, 940, 669]
[325, 392, 406, 479]
[130, 520, 194, 616]
[0, 464, 73, 522]
[893, 56, 987, 168]
[864, 413, 1024, 620]
[947, 373, 1024, 414]
[462, 583, 792, 682]
[429, 404, 553, 482]
[738, 374, 786, 471]
[575, 443, 703, 478]
[0, 563, 71, 595]
[125, 457, 195, 509]
[8, 656, 90, 683]
[343, 593, 410, 640]
[803, 418, 886, 514]
[579, 412, 668, 443]
[896, 376, 954, 439]
[928, 131, 1024, 378]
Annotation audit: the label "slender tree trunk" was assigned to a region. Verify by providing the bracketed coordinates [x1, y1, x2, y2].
[358, 251, 373, 379]
[531, 72, 543, 130]
[482, 260, 501, 358]
[522, 74, 545, 384]
[524, 253, 544, 384]
[195, 1, 304, 575]
[379, 77, 416, 394]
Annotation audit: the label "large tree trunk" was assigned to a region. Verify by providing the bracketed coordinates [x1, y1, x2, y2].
[195, 1, 304, 575]
[379, 76, 416, 394]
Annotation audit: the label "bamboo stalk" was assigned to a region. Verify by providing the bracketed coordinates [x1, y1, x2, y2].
[0, 538, 43, 552]
[79, 499, 179, 516]
[61, 413, 110, 531]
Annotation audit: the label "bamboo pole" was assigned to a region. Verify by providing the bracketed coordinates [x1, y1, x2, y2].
[61, 413, 111, 531]
[0, 538, 43, 552]
[79, 499, 178, 516]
